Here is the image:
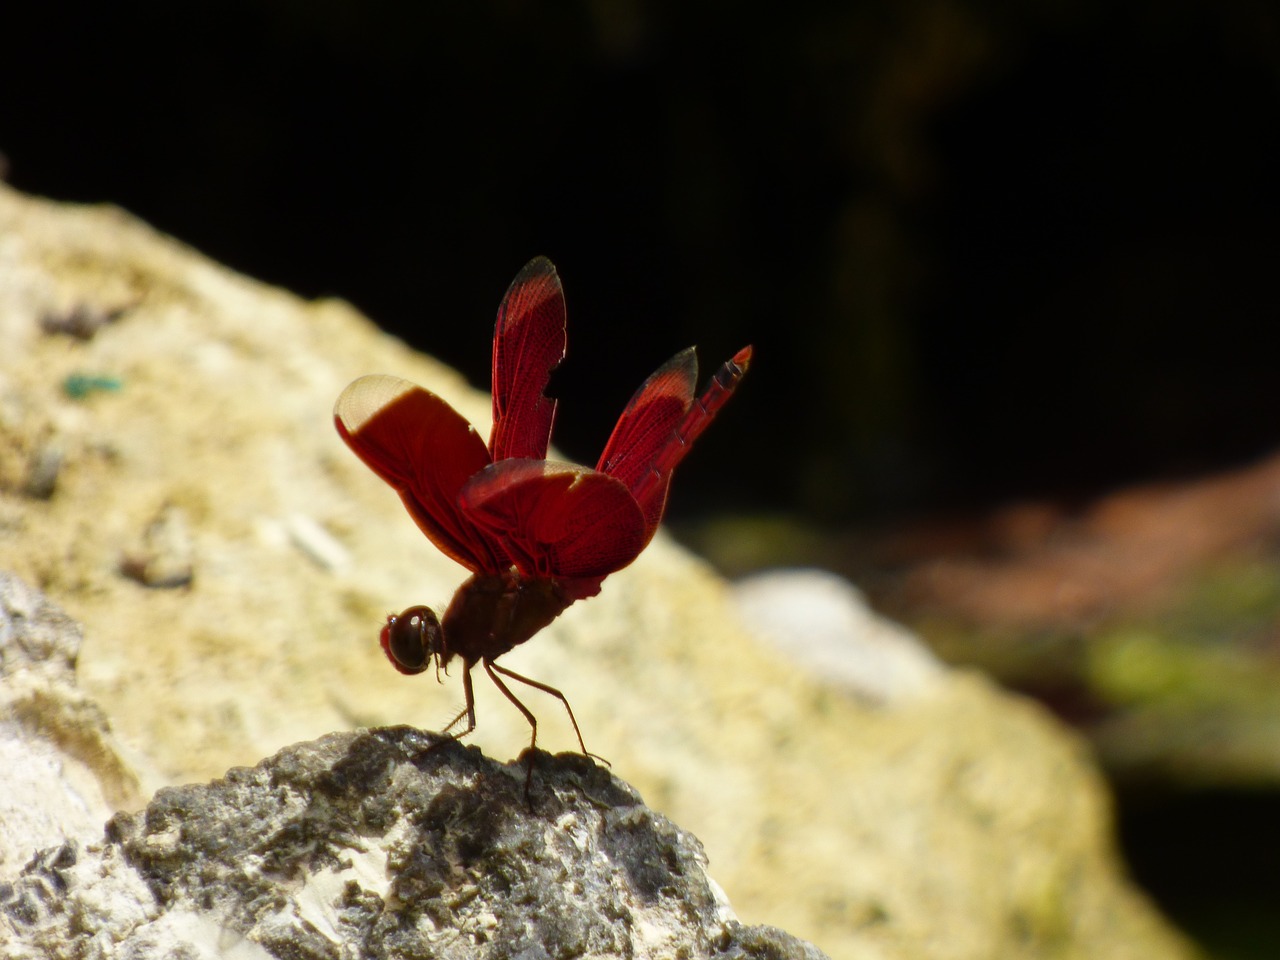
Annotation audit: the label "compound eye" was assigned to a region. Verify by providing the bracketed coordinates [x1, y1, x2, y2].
[380, 605, 441, 674]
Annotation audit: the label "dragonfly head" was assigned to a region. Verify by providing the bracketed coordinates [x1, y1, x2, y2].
[380, 605, 447, 676]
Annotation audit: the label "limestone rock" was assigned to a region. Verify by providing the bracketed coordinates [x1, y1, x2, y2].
[0, 571, 145, 875]
[1, 727, 825, 960]
[733, 567, 945, 705]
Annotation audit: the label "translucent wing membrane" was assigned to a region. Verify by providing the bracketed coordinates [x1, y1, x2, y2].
[334, 375, 505, 573]
[489, 257, 567, 462]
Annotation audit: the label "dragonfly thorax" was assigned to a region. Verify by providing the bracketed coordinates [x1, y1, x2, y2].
[441, 572, 575, 665]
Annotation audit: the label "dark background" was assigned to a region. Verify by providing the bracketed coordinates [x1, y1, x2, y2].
[4, 2, 1279, 956]
[5, 2, 1278, 527]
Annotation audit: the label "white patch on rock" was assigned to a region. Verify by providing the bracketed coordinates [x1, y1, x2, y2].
[734, 568, 945, 705]
[294, 840, 389, 941]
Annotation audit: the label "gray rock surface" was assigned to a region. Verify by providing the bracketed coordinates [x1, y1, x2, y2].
[0, 571, 145, 875]
[1, 726, 825, 960]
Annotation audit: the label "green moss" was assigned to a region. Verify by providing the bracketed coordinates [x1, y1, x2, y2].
[1086, 558, 1280, 712]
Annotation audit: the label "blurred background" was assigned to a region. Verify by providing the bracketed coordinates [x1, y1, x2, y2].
[3, 2, 1278, 956]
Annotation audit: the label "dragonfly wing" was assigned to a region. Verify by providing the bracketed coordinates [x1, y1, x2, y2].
[460, 459, 647, 579]
[335, 374, 505, 572]
[489, 257, 567, 461]
[602, 346, 751, 544]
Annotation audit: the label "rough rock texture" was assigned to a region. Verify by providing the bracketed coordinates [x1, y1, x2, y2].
[0, 184, 1197, 959]
[0, 571, 146, 875]
[1, 726, 825, 959]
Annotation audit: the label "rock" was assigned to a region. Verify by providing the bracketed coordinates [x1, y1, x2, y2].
[1, 727, 826, 959]
[0, 183, 1197, 958]
[733, 567, 945, 705]
[0, 572, 146, 876]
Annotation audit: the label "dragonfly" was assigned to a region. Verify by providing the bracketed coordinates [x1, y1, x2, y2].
[335, 256, 751, 794]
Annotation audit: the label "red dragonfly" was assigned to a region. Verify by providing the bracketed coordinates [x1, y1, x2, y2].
[334, 257, 750, 789]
